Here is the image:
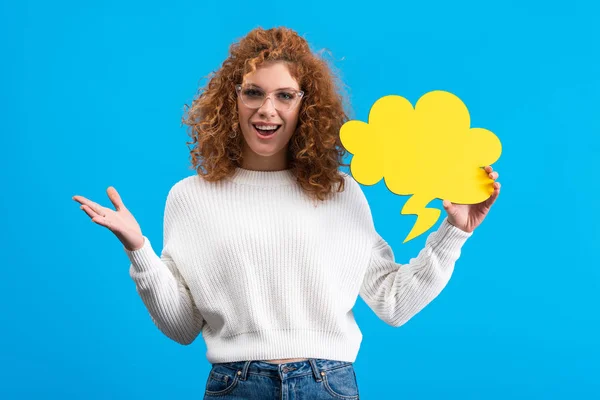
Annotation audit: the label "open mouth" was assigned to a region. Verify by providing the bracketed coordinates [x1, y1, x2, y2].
[253, 124, 281, 138]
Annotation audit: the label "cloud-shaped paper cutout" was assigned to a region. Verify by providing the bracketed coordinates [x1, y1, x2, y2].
[340, 90, 502, 243]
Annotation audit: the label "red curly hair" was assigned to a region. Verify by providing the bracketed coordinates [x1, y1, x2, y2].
[181, 26, 351, 201]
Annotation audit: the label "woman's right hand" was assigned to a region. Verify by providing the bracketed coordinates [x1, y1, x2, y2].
[73, 187, 145, 251]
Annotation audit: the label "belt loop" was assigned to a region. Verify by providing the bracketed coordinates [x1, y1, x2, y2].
[308, 358, 323, 382]
[240, 361, 252, 381]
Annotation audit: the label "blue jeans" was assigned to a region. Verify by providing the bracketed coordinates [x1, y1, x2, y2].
[203, 358, 360, 399]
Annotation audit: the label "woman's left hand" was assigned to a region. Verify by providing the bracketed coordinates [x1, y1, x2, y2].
[442, 165, 501, 233]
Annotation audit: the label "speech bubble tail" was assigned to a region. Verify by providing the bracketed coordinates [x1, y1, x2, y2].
[400, 194, 441, 243]
[402, 209, 440, 243]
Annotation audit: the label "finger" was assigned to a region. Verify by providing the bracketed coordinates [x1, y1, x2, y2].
[489, 171, 499, 180]
[484, 165, 493, 173]
[81, 205, 110, 229]
[485, 183, 501, 207]
[73, 195, 98, 204]
[73, 196, 112, 216]
[92, 214, 112, 229]
[485, 192, 498, 208]
[80, 204, 99, 219]
[107, 187, 124, 211]
[73, 195, 106, 215]
[81, 204, 111, 227]
[86, 199, 108, 216]
[72, 195, 89, 205]
[91, 214, 110, 228]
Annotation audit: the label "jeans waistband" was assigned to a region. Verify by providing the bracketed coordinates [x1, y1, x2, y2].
[212, 358, 353, 381]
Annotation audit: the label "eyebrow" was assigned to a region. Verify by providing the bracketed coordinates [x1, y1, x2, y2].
[246, 83, 299, 91]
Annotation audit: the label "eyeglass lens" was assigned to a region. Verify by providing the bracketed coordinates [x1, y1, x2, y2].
[240, 87, 298, 111]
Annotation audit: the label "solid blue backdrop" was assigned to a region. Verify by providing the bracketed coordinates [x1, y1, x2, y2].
[1, 0, 598, 398]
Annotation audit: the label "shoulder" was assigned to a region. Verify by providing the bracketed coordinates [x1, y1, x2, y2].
[334, 170, 378, 242]
[339, 171, 358, 190]
[338, 171, 369, 206]
[166, 173, 208, 198]
[330, 171, 375, 226]
[162, 173, 208, 214]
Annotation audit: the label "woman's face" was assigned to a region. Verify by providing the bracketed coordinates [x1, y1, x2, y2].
[236, 62, 301, 171]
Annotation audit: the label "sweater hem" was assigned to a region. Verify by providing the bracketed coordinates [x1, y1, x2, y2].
[203, 328, 363, 364]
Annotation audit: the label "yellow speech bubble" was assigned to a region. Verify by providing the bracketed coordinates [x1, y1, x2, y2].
[340, 90, 502, 243]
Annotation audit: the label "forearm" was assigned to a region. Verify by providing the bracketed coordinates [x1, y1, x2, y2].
[126, 236, 204, 345]
[361, 217, 472, 327]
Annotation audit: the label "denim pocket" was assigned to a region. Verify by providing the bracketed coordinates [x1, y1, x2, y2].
[321, 364, 359, 399]
[204, 366, 240, 396]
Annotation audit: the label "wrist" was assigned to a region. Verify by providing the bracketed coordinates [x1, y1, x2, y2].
[446, 217, 471, 233]
[125, 236, 145, 251]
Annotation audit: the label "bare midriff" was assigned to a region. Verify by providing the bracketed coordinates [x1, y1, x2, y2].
[262, 358, 309, 364]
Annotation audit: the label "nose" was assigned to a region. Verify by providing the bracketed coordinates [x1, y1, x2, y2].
[257, 95, 277, 116]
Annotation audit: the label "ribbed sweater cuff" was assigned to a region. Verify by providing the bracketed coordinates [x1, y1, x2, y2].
[123, 236, 160, 273]
[433, 217, 473, 249]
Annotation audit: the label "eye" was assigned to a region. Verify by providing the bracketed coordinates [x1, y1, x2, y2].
[277, 91, 294, 100]
[243, 88, 264, 98]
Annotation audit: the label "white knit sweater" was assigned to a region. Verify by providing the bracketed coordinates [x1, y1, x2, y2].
[124, 167, 472, 363]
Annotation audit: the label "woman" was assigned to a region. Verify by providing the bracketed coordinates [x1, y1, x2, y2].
[73, 27, 500, 399]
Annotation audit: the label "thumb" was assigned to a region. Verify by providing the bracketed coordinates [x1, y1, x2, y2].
[107, 186, 124, 211]
[443, 199, 457, 216]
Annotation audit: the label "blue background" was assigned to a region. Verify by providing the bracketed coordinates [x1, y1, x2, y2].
[2, 0, 598, 398]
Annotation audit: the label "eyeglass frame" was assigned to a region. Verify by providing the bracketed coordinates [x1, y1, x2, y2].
[235, 84, 305, 111]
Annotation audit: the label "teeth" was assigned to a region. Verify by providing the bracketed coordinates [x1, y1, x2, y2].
[254, 125, 279, 130]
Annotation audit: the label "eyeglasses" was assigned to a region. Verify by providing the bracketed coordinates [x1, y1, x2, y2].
[235, 84, 304, 112]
